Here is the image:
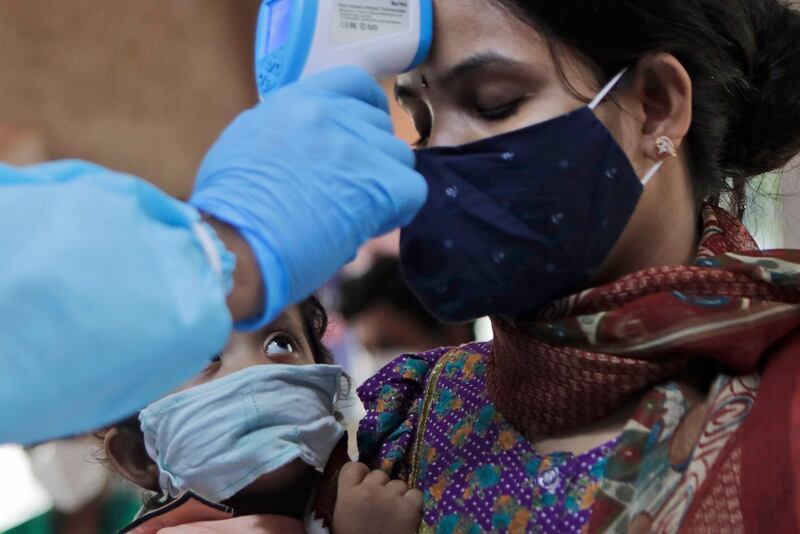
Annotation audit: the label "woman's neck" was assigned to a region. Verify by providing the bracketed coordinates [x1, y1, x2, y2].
[591, 165, 700, 286]
[530, 395, 641, 455]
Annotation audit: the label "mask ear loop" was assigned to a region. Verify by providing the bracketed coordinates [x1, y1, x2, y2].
[640, 161, 664, 186]
[588, 69, 628, 111]
[589, 68, 664, 187]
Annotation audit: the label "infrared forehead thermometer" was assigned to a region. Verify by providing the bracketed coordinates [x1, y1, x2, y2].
[255, 0, 433, 99]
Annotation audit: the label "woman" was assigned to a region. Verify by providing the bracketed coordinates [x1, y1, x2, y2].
[357, 1, 800, 532]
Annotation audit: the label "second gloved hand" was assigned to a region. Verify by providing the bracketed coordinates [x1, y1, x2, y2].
[190, 67, 427, 330]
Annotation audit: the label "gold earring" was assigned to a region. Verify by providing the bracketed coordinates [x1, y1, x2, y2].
[656, 136, 678, 158]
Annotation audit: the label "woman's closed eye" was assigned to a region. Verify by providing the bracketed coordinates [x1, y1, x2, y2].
[412, 97, 527, 147]
[475, 97, 528, 120]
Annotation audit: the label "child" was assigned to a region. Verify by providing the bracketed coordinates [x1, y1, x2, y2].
[100, 297, 422, 534]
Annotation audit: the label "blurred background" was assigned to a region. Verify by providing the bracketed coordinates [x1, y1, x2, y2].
[0, 2, 796, 532]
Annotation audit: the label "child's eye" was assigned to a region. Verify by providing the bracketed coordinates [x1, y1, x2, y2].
[263, 333, 298, 356]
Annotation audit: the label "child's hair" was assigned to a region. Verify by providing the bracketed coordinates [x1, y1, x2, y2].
[298, 295, 334, 366]
[100, 295, 336, 502]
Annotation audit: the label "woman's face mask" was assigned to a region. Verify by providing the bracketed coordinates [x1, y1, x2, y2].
[400, 71, 663, 322]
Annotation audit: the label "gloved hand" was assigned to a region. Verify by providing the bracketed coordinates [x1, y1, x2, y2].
[190, 67, 427, 330]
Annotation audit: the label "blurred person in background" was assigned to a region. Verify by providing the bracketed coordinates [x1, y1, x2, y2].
[340, 256, 474, 369]
[3, 439, 139, 534]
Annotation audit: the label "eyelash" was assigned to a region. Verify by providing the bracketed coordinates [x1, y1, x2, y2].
[476, 99, 525, 121]
[412, 99, 526, 148]
[262, 332, 299, 356]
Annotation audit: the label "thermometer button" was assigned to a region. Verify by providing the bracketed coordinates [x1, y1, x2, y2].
[257, 48, 285, 94]
[267, 48, 284, 72]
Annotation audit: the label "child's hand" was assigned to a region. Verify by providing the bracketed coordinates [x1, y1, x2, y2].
[333, 462, 423, 534]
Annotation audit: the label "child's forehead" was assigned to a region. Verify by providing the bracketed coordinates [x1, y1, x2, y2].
[261, 306, 305, 335]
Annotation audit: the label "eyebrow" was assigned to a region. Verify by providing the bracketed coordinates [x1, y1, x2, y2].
[394, 51, 530, 101]
[442, 52, 529, 84]
[260, 314, 294, 340]
[279, 310, 310, 343]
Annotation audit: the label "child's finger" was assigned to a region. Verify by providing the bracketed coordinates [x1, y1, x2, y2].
[338, 462, 370, 489]
[364, 469, 391, 486]
[386, 479, 410, 496]
[404, 488, 424, 508]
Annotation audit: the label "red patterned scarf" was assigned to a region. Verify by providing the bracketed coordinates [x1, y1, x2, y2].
[488, 205, 800, 436]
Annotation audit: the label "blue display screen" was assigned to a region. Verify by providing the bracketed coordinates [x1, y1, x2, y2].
[267, 0, 292, 53]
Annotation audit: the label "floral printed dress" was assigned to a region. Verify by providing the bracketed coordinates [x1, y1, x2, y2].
[357, 343, 756, 533]
[359, 342, 605, 533]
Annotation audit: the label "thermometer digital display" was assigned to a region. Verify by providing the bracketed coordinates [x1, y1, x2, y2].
[256, 0, 433, 99]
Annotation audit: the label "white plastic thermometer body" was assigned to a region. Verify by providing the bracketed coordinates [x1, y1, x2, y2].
[256, 0, 432, 99]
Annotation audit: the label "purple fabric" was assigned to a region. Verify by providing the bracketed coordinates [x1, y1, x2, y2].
[358, 342, 616, 533]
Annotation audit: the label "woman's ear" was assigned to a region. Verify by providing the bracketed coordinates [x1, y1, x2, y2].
[633, 53, 693, 161]
[104, 427, 160, 492]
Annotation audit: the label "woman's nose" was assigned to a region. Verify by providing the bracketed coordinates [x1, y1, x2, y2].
[426, 117, 484, 148]
[426, 128, 456, 148]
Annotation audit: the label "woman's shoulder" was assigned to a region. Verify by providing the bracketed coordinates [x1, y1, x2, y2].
[358, 341, 491, 400]
[356, 341, 491, 476]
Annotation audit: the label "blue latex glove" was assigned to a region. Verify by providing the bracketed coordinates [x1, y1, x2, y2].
[0, 161, 234, 444]
[190, 67, 427, 330]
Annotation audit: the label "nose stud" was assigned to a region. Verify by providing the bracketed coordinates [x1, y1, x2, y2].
[656, 136, 678, 157]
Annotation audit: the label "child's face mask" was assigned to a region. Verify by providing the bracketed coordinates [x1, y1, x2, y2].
[139, 363, 344, 502]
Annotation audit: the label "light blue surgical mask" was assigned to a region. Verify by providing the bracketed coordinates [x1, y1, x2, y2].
[139, 363, 345, 502]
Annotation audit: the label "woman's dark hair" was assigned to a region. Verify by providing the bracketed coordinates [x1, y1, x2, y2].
[497, 0, 800, 213]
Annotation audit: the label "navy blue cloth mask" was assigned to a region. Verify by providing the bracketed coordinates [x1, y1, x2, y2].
[400, 71, 663, 323]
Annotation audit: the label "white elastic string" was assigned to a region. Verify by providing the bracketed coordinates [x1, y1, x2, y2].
[587, 67, 663, 186]
[640, 161, 664, 186]
[194, 223, 223, 275]
[589, 68, 628, 110]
